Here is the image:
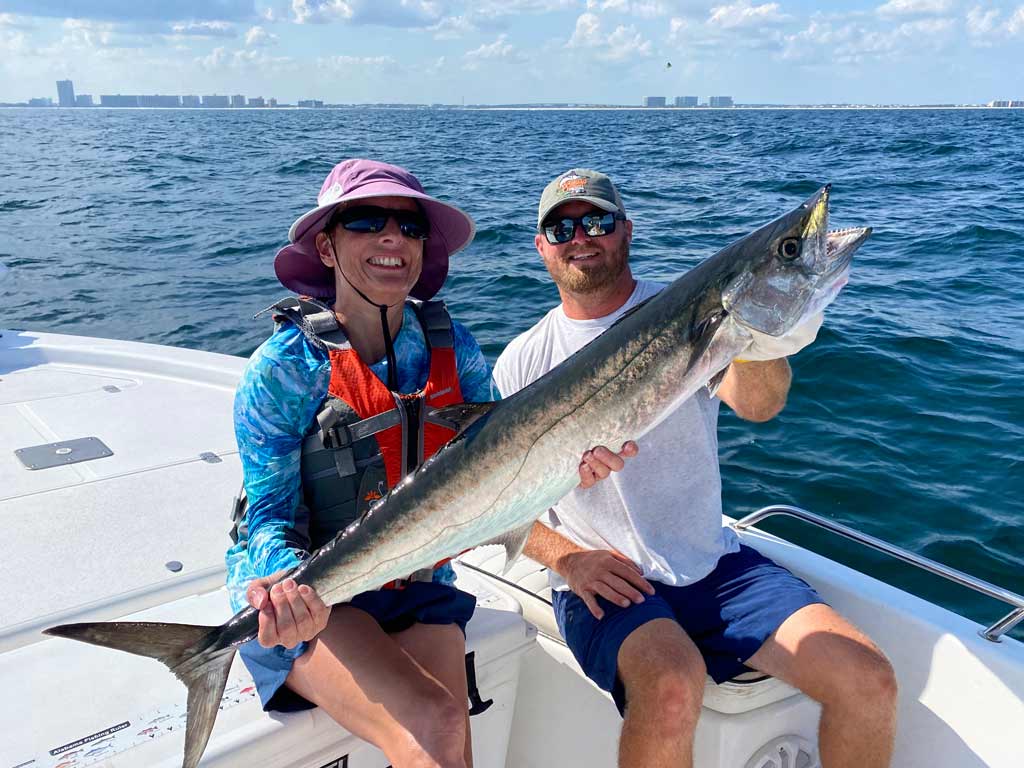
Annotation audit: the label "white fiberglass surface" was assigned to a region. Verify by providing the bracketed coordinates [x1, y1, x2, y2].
[3, 569, 530, 768]
[0, 330, 246, 650]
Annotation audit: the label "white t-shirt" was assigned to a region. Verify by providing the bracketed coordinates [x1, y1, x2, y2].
[493, 280, 740, 591]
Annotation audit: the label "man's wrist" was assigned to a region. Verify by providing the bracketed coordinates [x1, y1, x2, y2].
[552, 548, 587, 577]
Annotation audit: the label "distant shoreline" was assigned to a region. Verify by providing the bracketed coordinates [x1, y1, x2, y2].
[1, 105, 1020, 112]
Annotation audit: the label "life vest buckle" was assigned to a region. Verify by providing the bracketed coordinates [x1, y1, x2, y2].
[324, 423, 354, 451]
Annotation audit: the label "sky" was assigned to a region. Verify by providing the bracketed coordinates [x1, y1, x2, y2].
[0, 0, 1022, 105]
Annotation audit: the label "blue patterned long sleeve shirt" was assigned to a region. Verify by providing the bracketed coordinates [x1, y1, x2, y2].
[226, 304, 498, 614]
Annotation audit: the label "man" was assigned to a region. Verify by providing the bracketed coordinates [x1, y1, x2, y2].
[493, 169, 897, 768]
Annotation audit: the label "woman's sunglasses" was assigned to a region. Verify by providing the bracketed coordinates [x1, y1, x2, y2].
[332, 205, 430, 240]
[540, 211, 624, 245]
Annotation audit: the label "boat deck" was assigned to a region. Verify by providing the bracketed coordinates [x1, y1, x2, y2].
[1, 330, 245, 653]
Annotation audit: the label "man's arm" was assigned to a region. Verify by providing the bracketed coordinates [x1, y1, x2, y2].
[524, 521, 654, 619]
[715, 358, 792, 422]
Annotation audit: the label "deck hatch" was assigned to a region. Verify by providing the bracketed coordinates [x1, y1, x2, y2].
[15, 436, 113, 470]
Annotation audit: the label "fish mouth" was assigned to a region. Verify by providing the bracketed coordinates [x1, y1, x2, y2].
[825, 225, 871, 276]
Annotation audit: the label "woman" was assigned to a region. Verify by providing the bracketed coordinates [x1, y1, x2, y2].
[227, 159, 633, 768]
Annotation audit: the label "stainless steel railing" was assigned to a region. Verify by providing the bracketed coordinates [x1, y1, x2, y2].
[732, 504, 1024, 643]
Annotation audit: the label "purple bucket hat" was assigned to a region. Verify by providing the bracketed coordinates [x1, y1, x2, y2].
[274, 159, 476, 301]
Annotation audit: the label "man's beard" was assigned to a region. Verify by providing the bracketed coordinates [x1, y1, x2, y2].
[548, 239, 629, 295]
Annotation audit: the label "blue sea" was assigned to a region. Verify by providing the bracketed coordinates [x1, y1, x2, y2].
[2, 107, 1022, 639]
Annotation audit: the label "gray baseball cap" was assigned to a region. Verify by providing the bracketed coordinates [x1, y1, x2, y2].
[537, 168, 626, 230]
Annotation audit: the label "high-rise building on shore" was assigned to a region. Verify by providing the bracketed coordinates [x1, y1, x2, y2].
[100, 94, 139, 107]
[298, 100, 324, 108]
[139, 95, 181, 108]
[708, 96, 734, 107]
[28, 97, 53, 107]
[268, 98, 278, 107]
[248, 96, 265, 107]
[231, 94, 246, 107]
[56, 80, 75, 107]
[182, 95, 201, 107]
[675, 96, 698, 107]
[202, 94, 230, 108]
[75, 94, 93, 107]
[643, 96, 666, 107]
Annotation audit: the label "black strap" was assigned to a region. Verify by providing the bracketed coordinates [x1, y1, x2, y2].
[465, 651, 493, 716]
[259, 296, 351, 352]
[414, 299, 454, 350]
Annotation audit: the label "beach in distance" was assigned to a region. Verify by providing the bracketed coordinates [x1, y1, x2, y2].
[1, 106, 1021, 638]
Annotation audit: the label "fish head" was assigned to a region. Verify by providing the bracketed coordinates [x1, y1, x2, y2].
[720, 185, 870, 337]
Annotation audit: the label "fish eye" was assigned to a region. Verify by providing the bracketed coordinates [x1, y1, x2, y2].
[778, 237, 802, 260]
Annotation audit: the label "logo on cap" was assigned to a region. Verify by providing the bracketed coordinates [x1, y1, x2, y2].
[319, 182, 344, 206]
[557, 172, 589, 197]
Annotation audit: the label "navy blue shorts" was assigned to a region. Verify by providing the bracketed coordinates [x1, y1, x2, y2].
[552, 544, 825, 715]
[238, 580, 476, 712]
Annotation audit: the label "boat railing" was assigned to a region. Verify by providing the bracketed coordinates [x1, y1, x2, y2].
[732, 504, 1024, 643]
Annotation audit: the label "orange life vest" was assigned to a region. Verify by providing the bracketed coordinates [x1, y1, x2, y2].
[232, 296, 465, 587]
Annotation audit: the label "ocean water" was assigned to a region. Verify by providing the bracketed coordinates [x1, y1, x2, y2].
[1, 107, 1022, 639]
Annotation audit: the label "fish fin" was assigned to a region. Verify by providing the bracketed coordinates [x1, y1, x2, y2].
[44, 621, 234, 768]
[427, 401, 499, 435]
[480, 523, 534, 573]
[706, 366, 730, 397]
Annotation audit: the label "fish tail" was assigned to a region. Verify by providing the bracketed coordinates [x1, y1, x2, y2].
[44, 621, 234, 768]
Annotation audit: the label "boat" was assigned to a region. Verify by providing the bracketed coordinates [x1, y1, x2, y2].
[3, 327, 1023, 768]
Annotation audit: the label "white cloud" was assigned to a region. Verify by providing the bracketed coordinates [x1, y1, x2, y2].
[586, 0, 669, 16]
[428, 15, 476, 40]
[570, 12, 602, 46]
[292, 0, 442, 27]
[170, 20, 236, 37]
[568, 12, 652, 60]
[605, 23, 652, 57]
[0, 15, 30, 59]
[876, 0, 953, 18]
[668, 16, 687, 40]
[0, 13, 33, 29]
[472, 0, 576, 15]
[966, 6, 1001, 36]
[423, 55, 448, 75]
[781, 12, 955, 65]
[964, 4, 1024, 41]
[245, 25, 278, 46]
[61, 18, 116, 48]
[292, 0, 352, 23]
[463, 33, 523, 69]
[896, 17, 955, 36]
[317, 54, 399, 70]
[199, 45, 297, 72]
[708, 1, 788, 29]
[1009, 6, 1024, 35]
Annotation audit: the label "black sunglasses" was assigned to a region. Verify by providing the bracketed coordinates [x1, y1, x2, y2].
[540, 211, 624, 245]
[332, 205, 430, 240]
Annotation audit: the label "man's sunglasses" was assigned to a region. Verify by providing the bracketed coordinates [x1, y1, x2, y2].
[331, 205, 430, 240]
[540, 211, 624, 245]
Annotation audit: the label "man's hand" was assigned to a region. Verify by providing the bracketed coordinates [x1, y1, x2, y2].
[736, 311, 824, 362]
[577, 441, 639, 489]
[558, 549, 655, 620]
[246, 570, 331, 649]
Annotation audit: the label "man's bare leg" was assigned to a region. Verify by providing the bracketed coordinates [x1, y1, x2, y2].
[286, 607, 469, 768]
[746, 603, 897, 768]
[616, 618, 706, 768]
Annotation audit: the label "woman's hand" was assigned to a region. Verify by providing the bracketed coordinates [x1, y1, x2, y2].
[246, 571, 332, 649]
[577, 441, 639, 489]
